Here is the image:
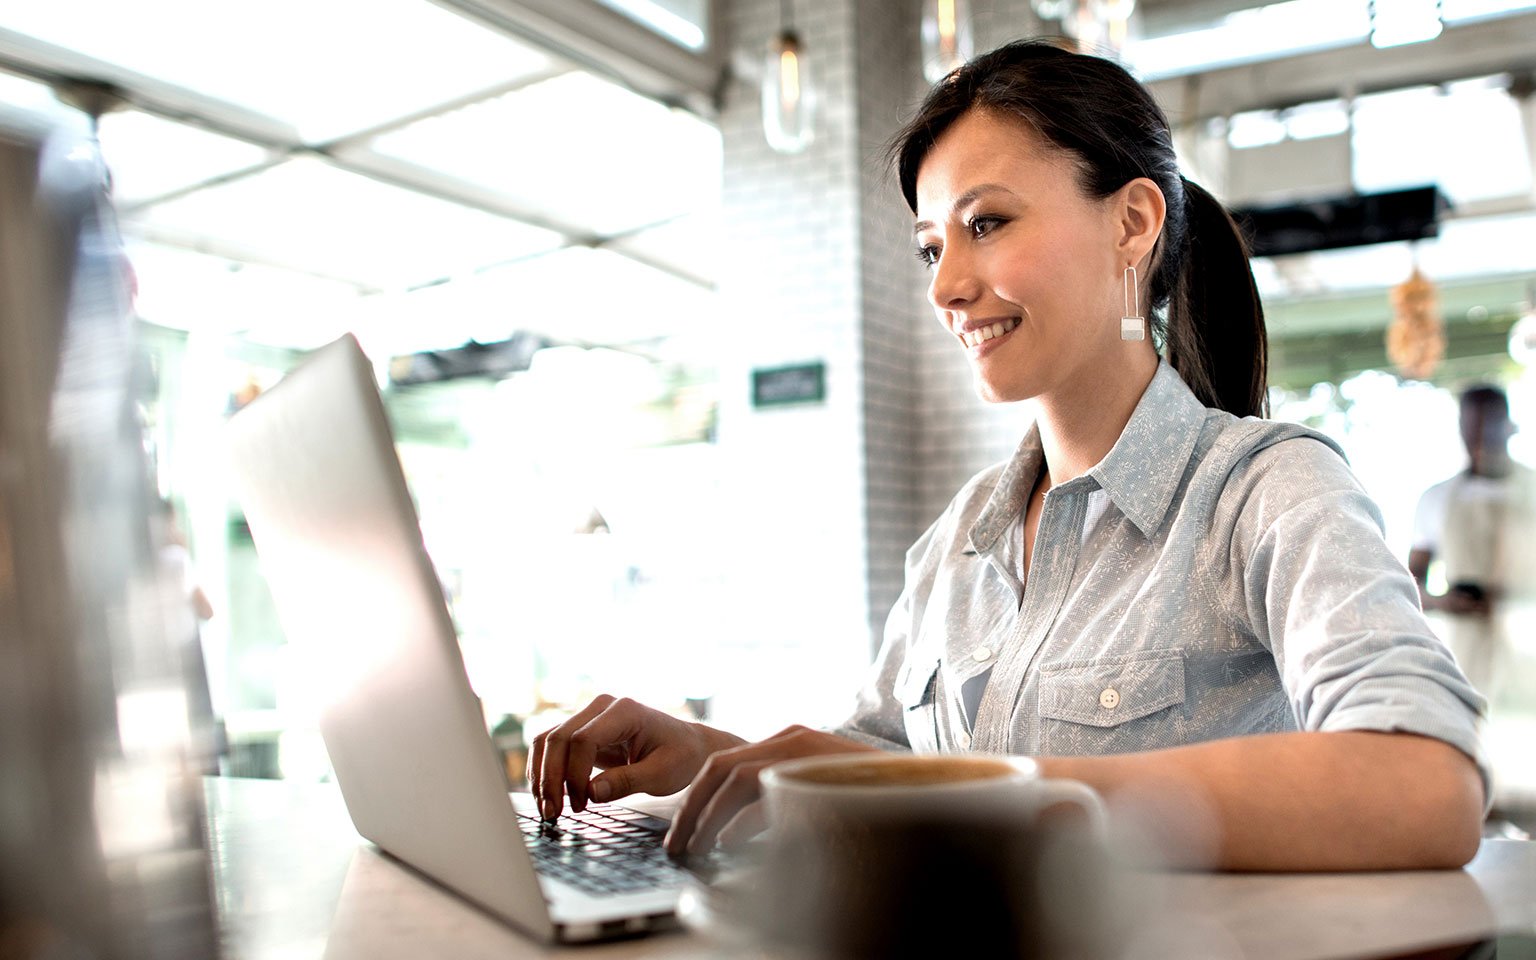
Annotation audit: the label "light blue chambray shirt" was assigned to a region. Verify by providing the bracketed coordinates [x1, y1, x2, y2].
[836, 362, 1489, 795]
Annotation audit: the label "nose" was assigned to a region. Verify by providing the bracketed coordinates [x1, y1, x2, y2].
[926, 241, 980, 315]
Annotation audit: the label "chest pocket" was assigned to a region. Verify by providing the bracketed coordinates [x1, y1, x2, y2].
[1037, 652, 1186, 756]
[895, 656, 942, 754]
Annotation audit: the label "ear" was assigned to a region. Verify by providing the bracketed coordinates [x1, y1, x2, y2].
[1113, 177, 1167, 271]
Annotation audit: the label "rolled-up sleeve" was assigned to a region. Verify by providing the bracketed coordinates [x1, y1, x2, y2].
[1232, 439, 1491, 799]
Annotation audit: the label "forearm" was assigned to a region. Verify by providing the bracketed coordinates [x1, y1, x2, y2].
[1037, 731, 1484, 871]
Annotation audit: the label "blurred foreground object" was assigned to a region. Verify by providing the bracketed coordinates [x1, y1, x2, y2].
[752, 800, 1118, 958]
[688, 754, 1121, 958]
[0, 111, 217, 957]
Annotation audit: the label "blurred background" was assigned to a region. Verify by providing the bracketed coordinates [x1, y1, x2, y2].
[2, 0, 1533, 828]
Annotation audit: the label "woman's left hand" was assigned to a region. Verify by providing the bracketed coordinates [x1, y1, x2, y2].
[662, 726, 878, 857]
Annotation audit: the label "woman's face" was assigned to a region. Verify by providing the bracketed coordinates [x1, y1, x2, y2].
[914, 108, 1129, 404]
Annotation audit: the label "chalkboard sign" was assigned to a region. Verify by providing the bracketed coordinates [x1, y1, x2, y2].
[752, 362, 825, 408]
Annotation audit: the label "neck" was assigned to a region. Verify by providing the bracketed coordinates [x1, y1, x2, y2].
[1470, 454, 1510, 479]
[1034, 351, 1160, 487]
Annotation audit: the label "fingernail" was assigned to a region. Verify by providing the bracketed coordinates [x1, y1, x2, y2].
[592, 780, 612, 802]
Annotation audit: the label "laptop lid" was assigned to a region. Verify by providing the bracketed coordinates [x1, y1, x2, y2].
[225, 334, 559, 939]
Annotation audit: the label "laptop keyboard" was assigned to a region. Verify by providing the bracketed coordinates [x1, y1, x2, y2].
[517, 801, 687, 897]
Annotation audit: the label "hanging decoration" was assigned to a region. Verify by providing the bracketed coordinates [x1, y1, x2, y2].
[762, 0, 815, 155]
[921, 0, 975, 83]
[1386, 266, 1445, 380]
[1091, 0, 1135, 51]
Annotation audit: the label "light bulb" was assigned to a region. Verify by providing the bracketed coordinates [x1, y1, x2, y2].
[921, 0, 975, 84]
[762, 30, 815, 154]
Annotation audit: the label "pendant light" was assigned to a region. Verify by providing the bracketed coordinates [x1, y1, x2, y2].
[921, 0, 975, 84]
[762, 0, 815, 155]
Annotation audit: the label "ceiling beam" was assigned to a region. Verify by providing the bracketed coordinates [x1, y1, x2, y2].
[430, 0, 723, 118]
[1147, 11, 1536, 124]
[0, 27, 299, 146]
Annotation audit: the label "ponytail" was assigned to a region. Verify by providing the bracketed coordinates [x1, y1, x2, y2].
[1163, 178, 1269, 419]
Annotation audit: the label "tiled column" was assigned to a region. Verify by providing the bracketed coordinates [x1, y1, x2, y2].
[711, 0, 1043, 734]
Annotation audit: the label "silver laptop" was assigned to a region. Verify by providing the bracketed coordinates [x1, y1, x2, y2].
[226, 333, 687, 943]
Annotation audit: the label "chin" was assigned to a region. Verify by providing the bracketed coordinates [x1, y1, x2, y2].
[972, 377, 1032, 405]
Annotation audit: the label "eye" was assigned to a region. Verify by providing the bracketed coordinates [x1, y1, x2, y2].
[914, 243, 940, 267]
[968, 215, 1005, 239]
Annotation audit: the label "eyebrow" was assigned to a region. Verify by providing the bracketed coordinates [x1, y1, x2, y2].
[913, 183, 1019, 235]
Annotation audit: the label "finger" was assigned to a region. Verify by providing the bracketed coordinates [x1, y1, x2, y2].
[665, 752, 731, 856]
[666, 741, 779, 856]
[537, 695, 614, 819]
[686, 760, 774, 856]
[589, 746, 694, 804]
[716, 800, 768, 850]
[564, 703, 633, 812]
[565, 699, 661, 810]
[527, 730, 546, 805]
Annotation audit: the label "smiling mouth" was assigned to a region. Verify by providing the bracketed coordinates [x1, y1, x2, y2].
[961, 318, 1020, 348]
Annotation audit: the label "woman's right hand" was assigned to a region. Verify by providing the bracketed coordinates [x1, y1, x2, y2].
[527, 695, 745, 820]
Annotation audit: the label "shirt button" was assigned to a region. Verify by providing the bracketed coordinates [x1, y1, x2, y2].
[1099, 688, 1120, 710]
[972, 647, 993, 663]
[957, 730, 972, 749]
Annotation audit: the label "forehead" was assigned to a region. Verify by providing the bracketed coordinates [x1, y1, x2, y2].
[914, 108, 1077, 214]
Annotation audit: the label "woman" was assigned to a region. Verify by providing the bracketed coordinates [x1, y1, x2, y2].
[529, 40, 1488, 871]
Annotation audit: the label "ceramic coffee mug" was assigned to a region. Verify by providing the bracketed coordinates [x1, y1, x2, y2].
[753, 753, 1111, 958]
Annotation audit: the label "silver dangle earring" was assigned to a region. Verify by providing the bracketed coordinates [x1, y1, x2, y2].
[1121, 265, 1145, 341]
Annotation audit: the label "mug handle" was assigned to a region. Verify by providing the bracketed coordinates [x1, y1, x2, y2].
[1036, 778, 1108, 837]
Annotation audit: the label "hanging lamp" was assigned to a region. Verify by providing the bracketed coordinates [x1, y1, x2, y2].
[921, 0, 975, 83]
[762, 0, 815, 155]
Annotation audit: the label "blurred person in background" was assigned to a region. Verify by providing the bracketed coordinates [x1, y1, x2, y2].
[1410, 385, 1532, 709]
[526, 40, 1488, 873]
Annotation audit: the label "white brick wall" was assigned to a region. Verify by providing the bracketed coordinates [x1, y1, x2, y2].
[710, 0, 1046, 733]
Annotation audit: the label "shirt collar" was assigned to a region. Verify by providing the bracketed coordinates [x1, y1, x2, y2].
[1087, 361, 1208, 538]
[967, 361, 1208, 552]
[967, 422, 1045, 555]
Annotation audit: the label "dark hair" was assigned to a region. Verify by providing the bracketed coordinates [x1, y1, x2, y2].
[1460, 384, 1508, 416]
[891, 40, 1268, 418]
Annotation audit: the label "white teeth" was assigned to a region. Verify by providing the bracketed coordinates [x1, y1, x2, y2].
[962, 318, 1018, 347]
